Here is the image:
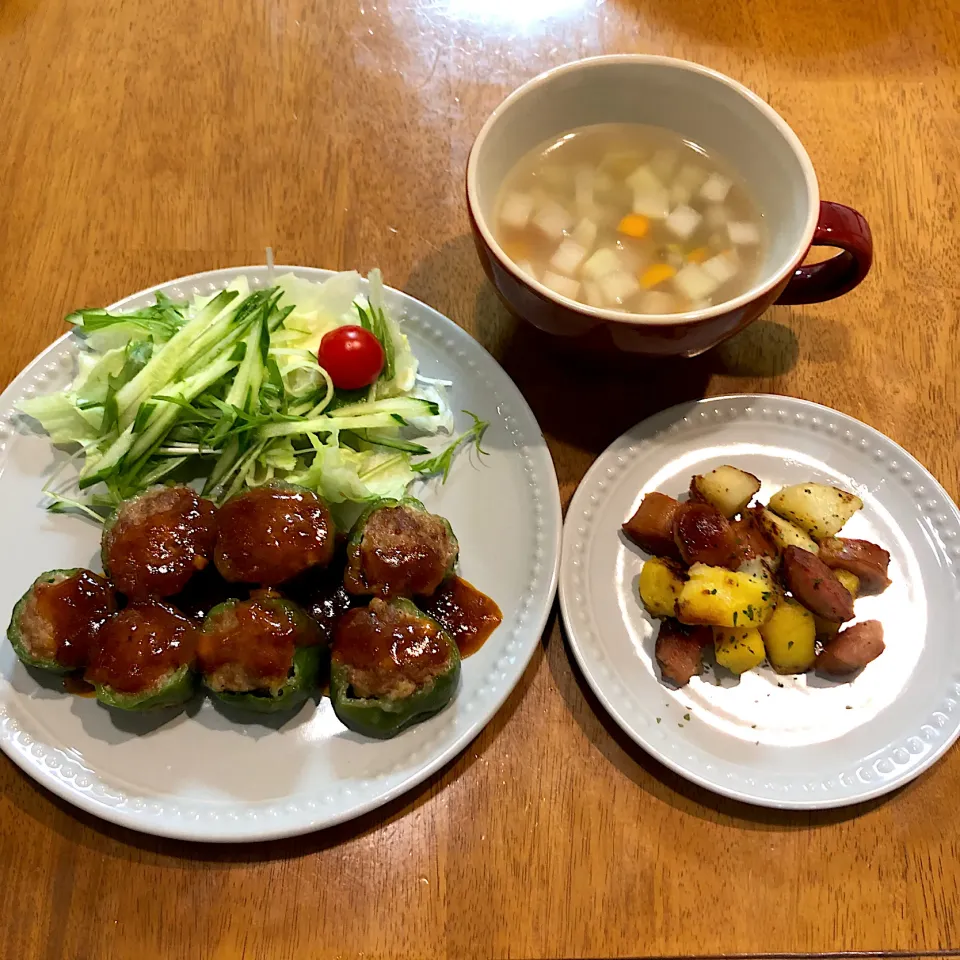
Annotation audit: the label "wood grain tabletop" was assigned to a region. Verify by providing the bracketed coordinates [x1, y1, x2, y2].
[1, 0, 959, 957]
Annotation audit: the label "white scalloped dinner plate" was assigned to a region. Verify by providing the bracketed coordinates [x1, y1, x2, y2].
[0, 266, 561, 841]
[560, 395, 960, 809]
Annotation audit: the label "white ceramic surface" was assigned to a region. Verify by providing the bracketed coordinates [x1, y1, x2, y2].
[560, 395, 960, 808]
[467, 55, 819, 327]
[0, 266, 562, 841]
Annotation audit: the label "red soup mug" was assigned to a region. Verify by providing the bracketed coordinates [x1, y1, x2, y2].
[466, 56, 872, 357]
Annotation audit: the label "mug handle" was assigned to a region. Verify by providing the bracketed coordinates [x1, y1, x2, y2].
[775, 201, 873, 305]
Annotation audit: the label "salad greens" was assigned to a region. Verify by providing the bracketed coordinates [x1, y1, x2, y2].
[20, 270, 487, 517]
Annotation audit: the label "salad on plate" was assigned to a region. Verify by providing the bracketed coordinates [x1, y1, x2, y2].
[19, 268, 486, 517]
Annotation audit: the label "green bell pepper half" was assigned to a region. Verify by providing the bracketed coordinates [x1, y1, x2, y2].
[330, 597, 460, 739]
[8, 568, 87, 673]
[200, 596, 324, 713]
[345, 497, 459, 597]
[93, 663, 196, 711]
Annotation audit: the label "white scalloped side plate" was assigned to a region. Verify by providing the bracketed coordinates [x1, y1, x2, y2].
[560, 395, 960, 809]
[0, 266, 562, 841]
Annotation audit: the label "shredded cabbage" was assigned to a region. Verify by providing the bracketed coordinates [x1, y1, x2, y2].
[18, 269, 487, 518]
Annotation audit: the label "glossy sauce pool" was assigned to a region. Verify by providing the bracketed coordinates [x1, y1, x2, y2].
[421, 577, 502, 657]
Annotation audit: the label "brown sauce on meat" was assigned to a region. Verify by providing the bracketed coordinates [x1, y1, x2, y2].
[86, 601, 196, 694]
[283, 546, 356, 644]
[32, 571, 117, 668]
[420, 577, 501, 657]
[345, 506, 455, 598]
[197, 597, 318, 686]
[104, 486, 217, 599]
[334, 599, 449, 674]
[171, 566, 246, 621]
[214, 485, 334, 585]
[305, 582, 353, 642]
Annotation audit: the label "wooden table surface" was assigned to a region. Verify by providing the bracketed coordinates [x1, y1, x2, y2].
[2, 0, 959, 958]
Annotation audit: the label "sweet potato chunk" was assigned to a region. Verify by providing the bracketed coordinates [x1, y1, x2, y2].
[655, 618, 711, 686]
[816, 620, 885, 675]
[781, 546, 855, 622]
[676, 563, 776, 627]
[623, 493, 682, 559]
[818, 538, 891, 595]
[714, 627, 765, 674]
[673, 503, 739, 568]
[638, 557, 687, 619]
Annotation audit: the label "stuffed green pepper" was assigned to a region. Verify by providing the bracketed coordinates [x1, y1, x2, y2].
[331, 597, 460, 739]
[7, 568, 117, 673]
[102, 485, 218, 599]
[214, 482, 335, 586]
[197, 592, 323, 712]
[344, 497, 458, 599]
[85, 600, 198, 710]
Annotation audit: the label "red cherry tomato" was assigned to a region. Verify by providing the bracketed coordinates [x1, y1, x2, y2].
[317, 325, 385, 390]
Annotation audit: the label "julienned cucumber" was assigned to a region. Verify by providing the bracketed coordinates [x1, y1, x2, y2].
[114, 288, 241, 427]
[322, 396, 438, 419]
[24, 270, 487, 511]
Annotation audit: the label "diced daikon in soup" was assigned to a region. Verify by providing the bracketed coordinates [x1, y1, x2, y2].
[493, 124, 766, 315]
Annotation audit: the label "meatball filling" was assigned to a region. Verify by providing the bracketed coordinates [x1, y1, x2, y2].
[345, 500, 458, 598]
[12, 569, 116, 670]
[102, 486, 217, 599]
[86, 601, 197, 697]
[330, 597, 460, 739]
[214, 484, 335, 585]
[333, 598, 455, 700]
[198, 595, 320, 695]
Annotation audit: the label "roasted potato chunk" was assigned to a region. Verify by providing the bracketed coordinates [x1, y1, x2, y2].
[753, 506, 818, 555]
[622, 493, 682, 559]
[813, 615, 841, 642]
[638, 557, 687, 619]
[676, 563, 776, 628]
[834, 569, 860, 597]
[816, 620, 885, 676]
[818, 538, 891, 594]
[737, 556, 777, 593]
[768, 483, 863, 541]
[673, 503, 739, 568]
[760, 597, 816, 673]
[689, 465, 761, 519]
[714, 627, 765, 674]
[655, 619, 711, 686]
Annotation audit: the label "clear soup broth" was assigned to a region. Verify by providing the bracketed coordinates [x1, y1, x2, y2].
[494, 123, 767, 315]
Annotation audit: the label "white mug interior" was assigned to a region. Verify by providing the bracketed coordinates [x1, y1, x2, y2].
[468, 56, 820, 324]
